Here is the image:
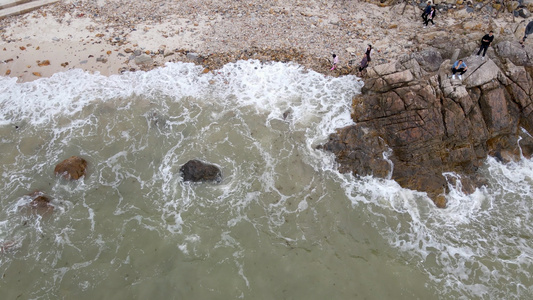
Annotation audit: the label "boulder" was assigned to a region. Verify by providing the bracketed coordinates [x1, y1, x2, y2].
[411, 48, 444, 72]
[180, 160, 222, 182]
[464, 58, 501, 88]
[494, 41, 533, 67]
[20, 191, 54, 215]
[54, 156, 88, 180]
[30, 195, 52, 209]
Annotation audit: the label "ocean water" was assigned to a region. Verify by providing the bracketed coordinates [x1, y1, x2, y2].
[0, 60, 532, 299]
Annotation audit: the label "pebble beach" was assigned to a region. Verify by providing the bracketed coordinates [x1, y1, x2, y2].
[0, 0, 530, 82]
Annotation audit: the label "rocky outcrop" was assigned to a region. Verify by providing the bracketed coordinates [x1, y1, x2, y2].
[322, 46, 533, 207]
[54, 156, 88, 180]
[180, 159, 222, 183]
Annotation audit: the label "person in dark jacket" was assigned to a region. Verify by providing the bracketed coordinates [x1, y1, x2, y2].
[359, 54, 368, 72]
[477, 30, 494, 58]
[421, 1, 432, 25]
[520, 20, 533, 47]
[365, 44, 372, 62]
[423, 6, 436, 27]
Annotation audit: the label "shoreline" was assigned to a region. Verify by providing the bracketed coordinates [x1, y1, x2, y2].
[0, 0, 529, 83]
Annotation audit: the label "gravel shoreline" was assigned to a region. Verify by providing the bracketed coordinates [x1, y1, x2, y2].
[0, 0, 528, 82]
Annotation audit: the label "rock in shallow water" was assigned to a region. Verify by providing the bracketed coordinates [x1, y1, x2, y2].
[180, 159, 222, 182]
[54, 156, 88, 180]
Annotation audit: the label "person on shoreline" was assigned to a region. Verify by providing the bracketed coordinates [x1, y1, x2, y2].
[520, 20, 533, 48]
[424, 6, 436, 28]
[477, 30, 494, 59]
[421, 1, 432, 25]
[331, 54, 338, 70]
[365, 44, 372, 62]
[451, 59, 467, 80]
[359, 53, 369, 73]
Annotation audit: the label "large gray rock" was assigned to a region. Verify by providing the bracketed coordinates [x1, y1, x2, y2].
[464, 58, 501, 88]
[494, 41, 533, 67]
[412, 48, 444, 72]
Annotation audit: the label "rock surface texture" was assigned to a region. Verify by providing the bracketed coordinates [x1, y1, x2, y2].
[54, 156, 88, 180]
[180, 159, 222, 183]
[323, 45, 533, 208]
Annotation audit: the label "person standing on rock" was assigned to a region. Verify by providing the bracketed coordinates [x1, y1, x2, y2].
[477, 30, 494, 59]
[365, 44, 372, 62]
[359, 53, 369, 73]
[331, 54, 338, 70]
[421, 1, 432, 25]
[423, 6, 436, 28]
[451, 59, 467, 80]
[520, 20, 533, 47]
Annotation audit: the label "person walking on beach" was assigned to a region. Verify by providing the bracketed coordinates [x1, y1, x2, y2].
[423, 6, 436, 28]
[520, 20, 533, 47]
[477, 30, 494, 59]
[331, 54, 338, 70]
[451, 59, 467, 80]
[365, 44, 372, 62]
[421, 1, 432, 25]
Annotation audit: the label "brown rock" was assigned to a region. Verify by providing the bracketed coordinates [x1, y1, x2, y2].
[5, 69, 10, 75]
[30, 195, 52, 209]
[54, 156, 88, 180]
[434, 195, 447, 208]
[37, 60, 50, 67]
[322, 48, 533, 207]
[19, 191, 54, 215]
[32, 72, 41, 77]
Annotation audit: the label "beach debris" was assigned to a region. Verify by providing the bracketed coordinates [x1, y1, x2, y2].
[180, 159, 222, 183]
[5, 69, 10, 75]
[37, 60, 50, 66]
[96, 56, 108, 63]
[32, 72, 41, 76]
[54, 156, 88, 180]
[186, 52, 200, 61]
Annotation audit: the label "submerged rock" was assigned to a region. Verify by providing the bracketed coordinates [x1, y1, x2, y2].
[54, 156, 88, 180]
[19, 191, 54, 215]
[180, 159, 222, 182]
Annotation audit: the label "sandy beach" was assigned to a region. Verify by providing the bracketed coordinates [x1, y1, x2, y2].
[0, 0, 529, 82]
